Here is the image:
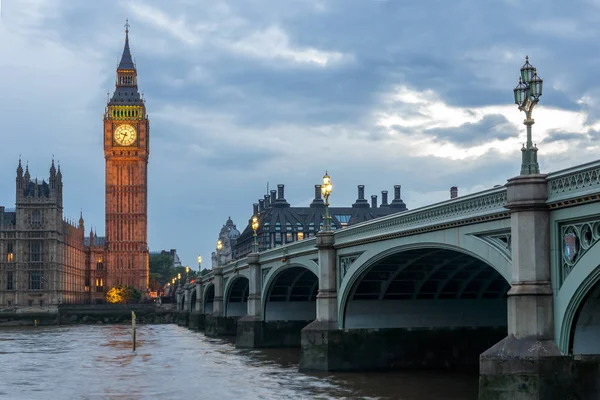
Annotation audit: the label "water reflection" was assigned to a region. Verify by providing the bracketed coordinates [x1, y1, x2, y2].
[0, 325, 477, 399]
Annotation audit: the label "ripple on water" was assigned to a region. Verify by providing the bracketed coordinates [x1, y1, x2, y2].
[0, 324, 478, 400]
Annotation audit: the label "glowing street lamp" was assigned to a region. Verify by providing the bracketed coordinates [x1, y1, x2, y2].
[251, 215, 259, 253]
[513, 56, 544, 175]
[321, 171, 333, 231]
[197, 255, 202, 271]
[216, 240, 223, 268]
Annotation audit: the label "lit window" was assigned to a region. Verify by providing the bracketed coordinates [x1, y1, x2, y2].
[297, 232, 304, 241]
[7, 242, 14, 262]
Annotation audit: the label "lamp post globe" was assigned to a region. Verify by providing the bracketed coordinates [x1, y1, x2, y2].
[514, 55, 543, 175]
[321, 171, 333, 231]
[216, 240, 223, 268]
[251, 215, 259, 253]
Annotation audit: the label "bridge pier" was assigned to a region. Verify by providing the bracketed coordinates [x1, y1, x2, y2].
[479, 175, 569, 399]
[189, 281, 204, 330]
[299, 231, 342, 370]
[204, 267, 238, 336]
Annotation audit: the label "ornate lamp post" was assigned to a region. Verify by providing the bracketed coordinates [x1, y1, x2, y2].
[185, 266, 190, 282]
[216, 239, 223, 268]
[251, 215, 259, 253]
[197, 255, 202, 273]
[321, 171, 333, 231]
[514, 56, 544, 175]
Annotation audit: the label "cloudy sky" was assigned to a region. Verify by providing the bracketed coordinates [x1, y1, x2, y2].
[1, 0, 598, 268]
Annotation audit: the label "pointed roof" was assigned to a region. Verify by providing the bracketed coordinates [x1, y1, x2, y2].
[118, 20, 135, 70]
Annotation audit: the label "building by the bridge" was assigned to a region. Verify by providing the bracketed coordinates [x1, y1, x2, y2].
[232, 183, 408, 259]
[0, 25, 151, 307]
[211, 218, 241, 269]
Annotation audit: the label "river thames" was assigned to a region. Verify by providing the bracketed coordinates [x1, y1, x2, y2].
[0, 324, 477, 399]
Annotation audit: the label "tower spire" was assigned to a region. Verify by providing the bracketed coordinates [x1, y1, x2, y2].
[117, 19, 135, 71]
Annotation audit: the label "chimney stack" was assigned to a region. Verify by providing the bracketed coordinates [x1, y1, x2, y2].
[358, 185, 365, 200]
[310, 184, 325, 207]
[381, 190, 389, 206]
[270, 190, 276, 204]
[352, 185, 369, 208]
[390, 185, 407, 210]
[264, 194, 270, 208]
[253, 203, 259, 216]
[371, 195, 377, 208]
[258, 199, 265, 212]
[450, 186, 458, 199]
[277, 184, 285, 200]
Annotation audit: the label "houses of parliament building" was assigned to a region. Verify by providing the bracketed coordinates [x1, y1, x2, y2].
[0, 25, 150, 307]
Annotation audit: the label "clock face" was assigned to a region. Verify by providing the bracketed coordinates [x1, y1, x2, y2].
[114, 124, 137, 146]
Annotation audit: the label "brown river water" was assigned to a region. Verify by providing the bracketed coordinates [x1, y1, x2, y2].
[0, 324, 477, 399]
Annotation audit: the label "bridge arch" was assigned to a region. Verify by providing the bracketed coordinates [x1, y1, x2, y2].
[203, 283, 215, 314]
[337, 244, 510, 368]
[224, 275, 249, 317]
[339, 242, 511, 327]
[262, 263, 318, 322]
[556, 239, 600, 354]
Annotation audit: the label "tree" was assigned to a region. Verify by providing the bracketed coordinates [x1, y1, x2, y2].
[149, 253, 174, 286]
[106, 285, 142, 304]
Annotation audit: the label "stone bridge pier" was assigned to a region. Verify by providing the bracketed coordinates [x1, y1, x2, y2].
[203, 266, 239, 336]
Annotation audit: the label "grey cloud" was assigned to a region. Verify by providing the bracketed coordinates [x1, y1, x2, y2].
[2, 0, 599, 267]
[541, 129, 600, 144]
[424, 114, 517, 146]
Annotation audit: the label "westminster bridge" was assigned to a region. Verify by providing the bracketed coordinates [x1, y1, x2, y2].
[175, 159, 600, 399]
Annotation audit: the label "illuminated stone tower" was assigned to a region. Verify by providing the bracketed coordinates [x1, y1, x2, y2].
[104, 21, 149, 293]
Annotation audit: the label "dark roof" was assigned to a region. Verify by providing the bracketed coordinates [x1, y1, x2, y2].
[24, 180, 50, 198]
[118, 33, 135, 70]
[84, 236, 106, 247]
[2, 212, 15, 227]
[234, 191, 408, 258]
[109, 86, 143, 106]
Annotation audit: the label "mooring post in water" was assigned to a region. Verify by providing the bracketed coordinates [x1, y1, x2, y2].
[132, 311, 137, 352]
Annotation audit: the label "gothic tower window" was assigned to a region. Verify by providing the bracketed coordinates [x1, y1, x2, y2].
[29, 271, 43, 290]
[29, 241, 43, 262]
[7, 242, 14, 262]
[6, 272, 13, 290]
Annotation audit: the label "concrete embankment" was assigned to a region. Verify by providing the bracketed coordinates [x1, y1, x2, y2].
[0, 305, 176, 326]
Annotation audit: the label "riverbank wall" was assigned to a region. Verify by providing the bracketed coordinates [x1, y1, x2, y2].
[0, 305, 176, 326]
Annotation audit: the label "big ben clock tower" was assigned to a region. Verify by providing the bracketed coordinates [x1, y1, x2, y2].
[104, 22, 149, 293]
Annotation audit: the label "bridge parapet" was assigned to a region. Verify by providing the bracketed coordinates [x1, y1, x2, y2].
[334, 186, 508, 247]
[547, 160, 600, 206]
[257, 237, 318, 264]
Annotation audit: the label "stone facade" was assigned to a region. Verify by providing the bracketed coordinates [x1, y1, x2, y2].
[0, 161, 90, 306]
[211, 217, 241, 268]
[0, 27, 150, 307]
